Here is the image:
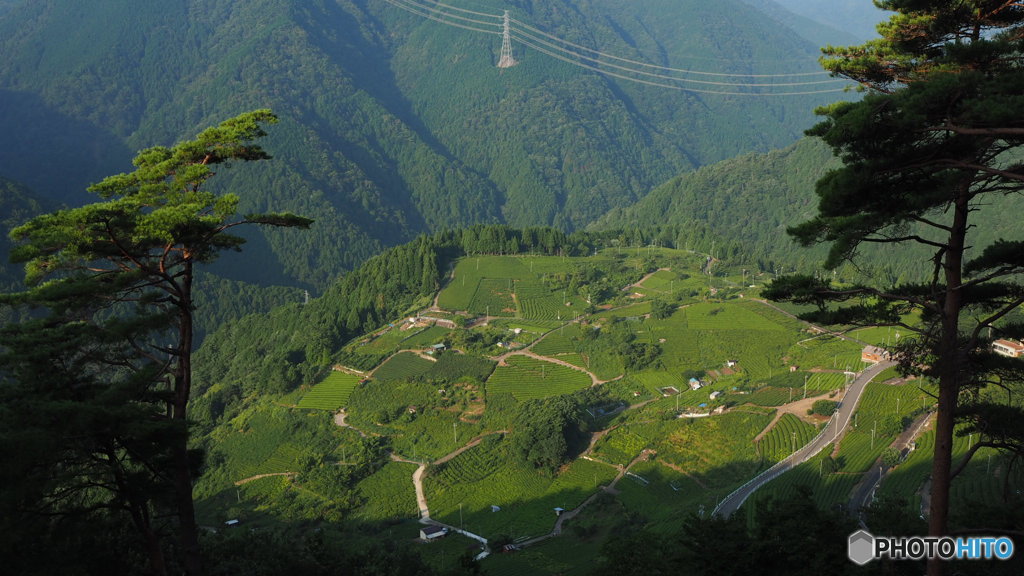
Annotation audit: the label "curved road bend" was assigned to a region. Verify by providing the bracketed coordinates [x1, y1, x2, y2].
[714, 360, 896, 518]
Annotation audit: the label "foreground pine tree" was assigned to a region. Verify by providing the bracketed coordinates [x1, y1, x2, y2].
[3, 110, 311, 575]
[766, 3, 1024, 574]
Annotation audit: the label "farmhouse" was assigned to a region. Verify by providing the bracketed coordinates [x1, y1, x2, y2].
[992, 339, 1024, 358]
[688, 378, 702, 390]
[861, 345, 891, 363]
[420, 525, 448, 540]
[709, 390, 723, 400]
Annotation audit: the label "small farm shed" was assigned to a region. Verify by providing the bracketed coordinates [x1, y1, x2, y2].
[420, 525, 448, 540]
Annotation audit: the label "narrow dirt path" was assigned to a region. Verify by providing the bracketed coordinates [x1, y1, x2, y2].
[657, 460, 710, 490]
[333, 409, 369, 437]
[519, 450, 653, 547]
[752, 391, 835, 443]
[234, 472, 295, 486]
[413, 463, 429, 518]
[398, 430, 510, 520]
[512, 350, 604, 385]
[624, 268, 669, 292]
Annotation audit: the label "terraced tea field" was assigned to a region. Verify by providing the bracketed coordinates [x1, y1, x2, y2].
[470, 278, 517, 316]
[756, 414, 817, 463]
[372, 351, 434, 381]
[297, 372, 363, 410]
[487, 356, 592, 400]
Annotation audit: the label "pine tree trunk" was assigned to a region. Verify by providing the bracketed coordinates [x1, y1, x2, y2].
[172, 260, 203, 576]
[926, 191, 969, 576]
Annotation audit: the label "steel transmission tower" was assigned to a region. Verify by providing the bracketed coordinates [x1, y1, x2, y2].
[496, 10, 516, 68]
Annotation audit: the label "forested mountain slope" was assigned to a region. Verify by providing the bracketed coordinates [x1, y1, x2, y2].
[594, 137, 1024, 281]
[0, 0, 849, 290]
[591, 138, 835, 270]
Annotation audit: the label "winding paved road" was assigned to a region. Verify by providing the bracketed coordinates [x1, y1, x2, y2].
[713, 360, 896, 518]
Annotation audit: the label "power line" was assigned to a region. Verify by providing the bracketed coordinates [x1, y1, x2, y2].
[386, 0, 500, 26]
[509, 17, 830, 78]
[510, 26, 845, 87]
[510, 32, 848, 96]
[379, 0, 500, 35]
[398, 0, 502, 19]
